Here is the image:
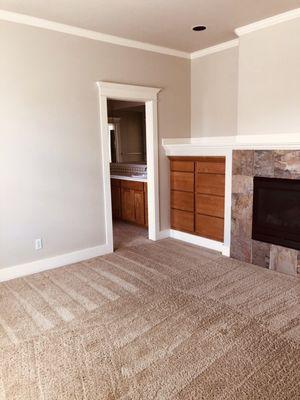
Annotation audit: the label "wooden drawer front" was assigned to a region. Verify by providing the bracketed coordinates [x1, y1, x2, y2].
[196, 194, 224, 218]
[195, 214, 224, 242]
[171, 172, 194, 192]
[196, 174, 225, 196]
[171, 160, 194, 172]
[196, 159, 225, 174]
[171, 209, 194, 233]
[111, 179, 121, 188]
[171, 191, 194, 212]
[121, 180, 144, 191]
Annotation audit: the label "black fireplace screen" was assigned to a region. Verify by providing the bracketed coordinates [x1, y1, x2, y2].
[252, 176, 300, 250]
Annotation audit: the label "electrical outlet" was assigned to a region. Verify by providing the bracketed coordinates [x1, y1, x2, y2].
[35, 238, 43, 250]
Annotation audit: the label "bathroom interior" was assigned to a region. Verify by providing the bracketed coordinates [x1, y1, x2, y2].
[108, 99, 149, 249]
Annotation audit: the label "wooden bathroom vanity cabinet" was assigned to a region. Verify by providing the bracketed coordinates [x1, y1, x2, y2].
[111, 178, 148, 227]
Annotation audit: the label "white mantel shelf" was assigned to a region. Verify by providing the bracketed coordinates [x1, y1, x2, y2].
[162, 134, 300, 156]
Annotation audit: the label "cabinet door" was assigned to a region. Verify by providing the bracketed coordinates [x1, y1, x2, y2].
[171, 191, 194, 212]
[134, 190, 145, 226]
[171, 172, 194, 192]
[195, 214, 224, 242]
[111, 187, 121, 219]
[121, 188, 135, 222]
[144, 184, 148, 227]
[196, 174, 225, 196]
[171, 209, 194, 233]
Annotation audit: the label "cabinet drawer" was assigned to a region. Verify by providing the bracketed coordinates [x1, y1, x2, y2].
[196, 194, 224, 218]
[171, 172, 194, 192]
[171, 209, 194, 233]
[121, 180, 144, 191]
[196, 159, 225, 174]
[195, 214, 224, 242]
[171, 191, 194, 212]
[171, 160, 194, 172]
[196, 174, 225, 196]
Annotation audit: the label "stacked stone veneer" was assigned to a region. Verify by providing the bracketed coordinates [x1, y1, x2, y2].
[231, 150, 300, 277]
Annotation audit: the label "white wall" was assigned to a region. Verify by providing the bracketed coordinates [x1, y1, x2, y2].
[191, 47, 239, 137]
[0, 21, 190, 269]
[238, 18, 300, 135]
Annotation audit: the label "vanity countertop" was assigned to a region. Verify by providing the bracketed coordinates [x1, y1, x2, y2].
[110, 174, 147, 183]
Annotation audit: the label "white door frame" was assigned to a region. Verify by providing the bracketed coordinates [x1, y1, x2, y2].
[97, 81, 161, 252]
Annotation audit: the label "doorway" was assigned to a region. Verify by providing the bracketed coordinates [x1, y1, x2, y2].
[97, 82, 161, 253]
[108, 99, 148, 249]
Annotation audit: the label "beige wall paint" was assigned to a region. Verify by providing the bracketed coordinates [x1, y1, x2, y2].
[191, 47, 239, 137]
[0, 21, 190, 269]
[238, 18, 300, 135]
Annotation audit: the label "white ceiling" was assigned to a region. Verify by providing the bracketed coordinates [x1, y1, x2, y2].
[1, 0, 300, 52]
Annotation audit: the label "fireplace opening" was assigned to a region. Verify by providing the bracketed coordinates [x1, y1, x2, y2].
[252, 176, 300, 250]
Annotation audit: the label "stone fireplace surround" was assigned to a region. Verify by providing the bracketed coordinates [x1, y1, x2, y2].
[231, 150, 300, 277]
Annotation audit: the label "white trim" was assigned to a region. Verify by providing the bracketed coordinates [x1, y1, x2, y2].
[4, 8, 300, 60]
[98, 82, 160, 101]
[235, 8, 300, 36]
[190, 39, 239, 59]
[0, 244, 111, 282]
[98, 93, 114, 253]
[170, 230, 229, 255]
[0, 10, 190, 59]
[163, 133, 300, 152]
[224, 150, 232, 256]
[97, 81, 161, 244]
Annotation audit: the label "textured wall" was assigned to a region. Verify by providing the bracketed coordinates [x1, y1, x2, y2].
[0, 21, 190, 269]
[191, 47, 239, 137]
[238, 18, 300, 135]
[231, 150, 300, 276]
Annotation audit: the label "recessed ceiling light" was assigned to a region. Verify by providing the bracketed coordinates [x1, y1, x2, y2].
[192, 25, 207, 32]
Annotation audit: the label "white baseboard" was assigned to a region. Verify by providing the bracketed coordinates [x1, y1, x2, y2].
[0, 243, 112, 283]
[221, 246, 231, 257]
[169, 229, 228, 255]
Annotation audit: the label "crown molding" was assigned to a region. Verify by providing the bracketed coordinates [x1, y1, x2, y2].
[4, 8, 299, 60]
[0, 10, 190, 59]
[190, 39, 239, 59]
[235, 7, 300, 36]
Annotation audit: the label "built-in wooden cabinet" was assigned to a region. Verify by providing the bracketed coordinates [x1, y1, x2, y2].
[111, 179, 148, 227]
[169, 156, 225, 242]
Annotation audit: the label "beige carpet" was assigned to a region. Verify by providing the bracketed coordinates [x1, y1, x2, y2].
[1, 239, 300, 399]
[113, 220, 149, 250]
